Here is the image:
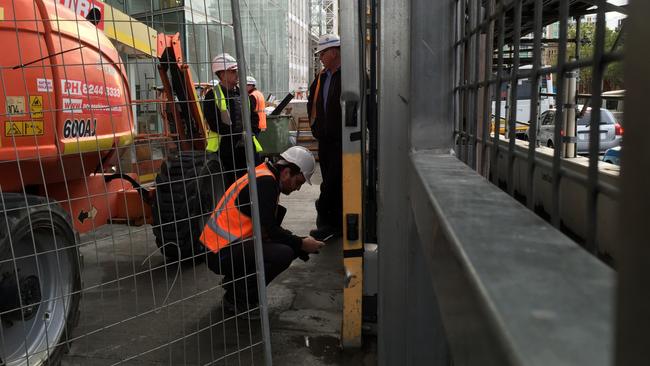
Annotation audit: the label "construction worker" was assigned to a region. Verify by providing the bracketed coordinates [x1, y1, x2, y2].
[203, 53, 262, 188]
[199, 146, 325, 318]
[246, 75, 267, 132]
[307, 34, 342, 239]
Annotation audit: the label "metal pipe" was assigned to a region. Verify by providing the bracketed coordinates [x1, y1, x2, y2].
[506, 0, 522, 196]
[469, 0, 479, 169]
[551, 0, 570, 228]
[575, 16, 581, 61]
[564, 70, 577, 158]
[366, 0, 378, 243]
[526, 0, 542, 209]
[586, 0, 607, 254]
[491, 11, 505, 184]
[229, 0, 273, 363]
[480, 0, 495, 177]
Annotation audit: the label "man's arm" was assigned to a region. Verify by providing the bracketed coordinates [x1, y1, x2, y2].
[204, 88, 237, 136]
[202, 89, 219, 132]
[249, 94, 260, 134]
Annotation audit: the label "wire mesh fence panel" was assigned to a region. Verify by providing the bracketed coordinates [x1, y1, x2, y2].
[0, 0, 274, 364]
[453, 0, 626, 265]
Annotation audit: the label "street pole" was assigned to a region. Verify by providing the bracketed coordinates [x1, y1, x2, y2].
[564, 70, 577, 158]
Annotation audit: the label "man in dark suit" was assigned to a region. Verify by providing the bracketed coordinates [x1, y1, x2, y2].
[307, 34, 342, 239]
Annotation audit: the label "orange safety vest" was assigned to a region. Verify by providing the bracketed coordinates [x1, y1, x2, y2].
[250, 89, 267, 131]
[199, 163, 275, 253]
[309, 70, 324, 126]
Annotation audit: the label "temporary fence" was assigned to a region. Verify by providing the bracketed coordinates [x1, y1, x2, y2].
[0, 0, 272, 364]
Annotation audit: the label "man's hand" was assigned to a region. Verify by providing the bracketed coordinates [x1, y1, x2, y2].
[301, 236, 325, 254]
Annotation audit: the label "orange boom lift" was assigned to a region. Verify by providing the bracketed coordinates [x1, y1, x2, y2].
[0, 1, 216, 364]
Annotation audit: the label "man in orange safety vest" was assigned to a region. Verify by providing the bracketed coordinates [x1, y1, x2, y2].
[246, 75, 267, 132]
[200, 146, 324, 318]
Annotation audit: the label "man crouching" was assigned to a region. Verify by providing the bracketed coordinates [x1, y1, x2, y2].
[200, 146, 325, 319]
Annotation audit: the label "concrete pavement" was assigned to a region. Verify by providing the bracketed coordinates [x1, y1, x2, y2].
[61, 165, 376, 365]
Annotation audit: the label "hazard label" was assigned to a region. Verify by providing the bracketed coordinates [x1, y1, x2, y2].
[6, 96, 25, 115]
[5, 121, 44, 137]
[29, 96, 43, 118]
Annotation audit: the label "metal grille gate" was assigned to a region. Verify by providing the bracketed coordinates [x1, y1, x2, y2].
[376, 0, 636, 364]
[453, 0, 626, 261]
[0, 0, 273, 364]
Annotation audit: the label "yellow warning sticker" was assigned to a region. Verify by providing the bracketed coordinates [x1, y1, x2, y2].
[0, 7, 4, 21]
[29, 95, 43, 118]
[5, 121, 44, 137]
[6, 96, 25, 115]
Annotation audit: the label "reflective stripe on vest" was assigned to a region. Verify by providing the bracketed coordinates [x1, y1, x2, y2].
[250, 89, 267, 130]
[199, 163, 275, 253]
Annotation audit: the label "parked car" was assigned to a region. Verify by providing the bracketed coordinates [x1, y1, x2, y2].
[575, 108, 623, 154]
[528, 107, 623, 154]
[530, 109, 558, 147]
[602, 146, 621, 165]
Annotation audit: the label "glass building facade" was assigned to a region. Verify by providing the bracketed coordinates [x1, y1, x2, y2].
[102, 0, 293, 132]
[108, 0, 289, 92]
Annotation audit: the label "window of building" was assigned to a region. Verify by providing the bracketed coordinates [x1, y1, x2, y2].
[128, 0, 184, 14]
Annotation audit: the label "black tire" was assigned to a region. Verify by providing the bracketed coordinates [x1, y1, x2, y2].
[152, 151, 222, 261]
[0, 194, 82, 366]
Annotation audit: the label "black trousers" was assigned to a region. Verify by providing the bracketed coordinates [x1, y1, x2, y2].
[206, 240, 297, 306]
[220, 145, 261, 189]
[219, 145, 247, 189]
[317, 142, 342, 229]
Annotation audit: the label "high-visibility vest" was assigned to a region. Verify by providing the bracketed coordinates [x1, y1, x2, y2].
[249, 89, 267, 131]
[209, 84, 263, 153]
[206, 84, 227, 153]
[253, 135, 263, 153]
[199, 163, 274, 253]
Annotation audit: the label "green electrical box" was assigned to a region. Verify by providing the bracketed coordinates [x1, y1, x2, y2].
[257, 115, 293, 155]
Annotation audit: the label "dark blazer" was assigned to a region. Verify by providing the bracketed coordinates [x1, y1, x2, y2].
[307, 68, 342, 145]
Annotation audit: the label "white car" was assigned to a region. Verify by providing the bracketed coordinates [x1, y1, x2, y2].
[532, 108, 623, 153]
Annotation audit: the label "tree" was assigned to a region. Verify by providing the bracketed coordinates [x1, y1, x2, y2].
[566, 22, 624, 93]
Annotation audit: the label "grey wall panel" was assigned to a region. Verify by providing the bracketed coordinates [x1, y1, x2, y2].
[410, 0, 454, 151]
[377, 0, 411, 363]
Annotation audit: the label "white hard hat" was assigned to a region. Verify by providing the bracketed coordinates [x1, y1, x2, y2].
[212, 53, 238, 74]
[280, 146, 316, 184]
[246, 76, 257, 85]
[315, 34, 340, 54]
